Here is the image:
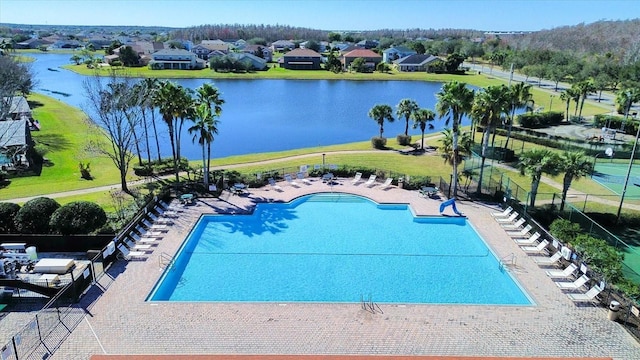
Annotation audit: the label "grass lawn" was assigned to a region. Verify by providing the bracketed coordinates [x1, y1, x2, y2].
[0, 93, 141, 201]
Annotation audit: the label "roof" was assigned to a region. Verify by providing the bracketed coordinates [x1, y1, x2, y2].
[383, 46, 416, 54]
[0, 119, 28, 147]
[343, 49, 382, 59]
[152, 48, 194, 57]
[395, 54, 440, 65]
[4, 96, 31, 115]
[283, 48, 322, 58]
[271, 40, 295, 46]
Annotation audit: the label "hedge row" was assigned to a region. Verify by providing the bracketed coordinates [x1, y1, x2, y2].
[593, 114, 639, 136]
[516, 111, 564, 128]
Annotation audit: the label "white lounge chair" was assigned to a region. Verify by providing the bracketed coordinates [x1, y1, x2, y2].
[130, 233, 158, 244]
[142, 219, 167, 230]
[155, 205, 178, 218]
[117, 244, 146, 260]
[567, 285, 604, 302]
[533, 251, 563, 265]
[496, 212, 519, 223]
[135, 225, 163, 238]
[545, 263, 578, 278]
[351, 172, 363, 185]
[514, 232, 542, 245]
[507, 224, 533, 237]
[124, 238, 152, 251]
[284, 174, 300, 187]
[364, 174, 377, 187]
[501, 218, 526, 230]
[491, 206, 514, 218]
[379, 178, 393, 190]
[268, 178, 283, 192]
[556, 274, 590, 290]
[147, 212, 174, 225]
[296, 172, 312, 185]
[520, 239, 549, 253]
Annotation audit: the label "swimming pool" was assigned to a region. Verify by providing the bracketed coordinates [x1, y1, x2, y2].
[148, 194, 533, 305]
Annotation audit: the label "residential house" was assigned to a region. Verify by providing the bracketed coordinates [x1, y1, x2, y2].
[199, 40, 229, 53]
[394, 54, 442, 72]
[229, 53, 268, 70]
[299, 41, 327, 53]
[48, 39, 83, 50]
[241, 45, 273, 62]
[191, 43, 228, 60]
[280, 48, 322, 70]
[270, 40, 295, 52]
[382, 46, 416, 63]
[150, 49, 205, 70]
[14, 38, 53, 49]
[355, 39, 379, 49]
[342, 49, 382, 71]
[0, 120, 33, 169]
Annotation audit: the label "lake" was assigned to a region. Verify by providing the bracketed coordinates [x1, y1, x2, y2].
[29, 53, 464, 160]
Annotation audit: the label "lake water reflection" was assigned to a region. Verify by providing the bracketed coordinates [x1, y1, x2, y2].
[29, 53, 466, 160]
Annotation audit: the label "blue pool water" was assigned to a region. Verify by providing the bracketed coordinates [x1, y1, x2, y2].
[148, 194, 532, 305]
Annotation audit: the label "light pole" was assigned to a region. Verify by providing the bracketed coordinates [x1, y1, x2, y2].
[616, 122, 640, 223]
[322, 153, 326, 168]
[549, 95, 554, 111]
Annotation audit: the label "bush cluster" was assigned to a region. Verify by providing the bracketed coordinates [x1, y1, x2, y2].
[516, 111, 564, 128]
[370, 136, 387, 149]
[0, 198, 107, 235]
[133, 158, 189, 176]
[593, 114, 639, 136]
[396, 134, 412, 146]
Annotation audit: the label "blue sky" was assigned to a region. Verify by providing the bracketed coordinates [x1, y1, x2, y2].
[0, 0, 637, 31]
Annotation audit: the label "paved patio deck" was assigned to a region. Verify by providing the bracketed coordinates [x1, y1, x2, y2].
[45, 177, 640, 359]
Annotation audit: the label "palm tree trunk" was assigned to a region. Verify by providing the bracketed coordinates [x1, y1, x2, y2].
[404, 117, 409, 136]
[420, 131, 425, 150]
[151, 107, 161, 162]
[452, 129, 459, 198]
[141, 107, 151, 164]
[560, 174, 572, 211]
[167, 124, 178, 184]
[565, 100, 570, 121]
[206, 141, 212, 187]
[504, 108, 515, 149]
[530, 177, 540, 207]
[477, 128, 490, 193]
[201, 143, 207, 186]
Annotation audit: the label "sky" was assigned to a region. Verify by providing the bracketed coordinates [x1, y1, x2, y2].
[0, 0, 638, 32]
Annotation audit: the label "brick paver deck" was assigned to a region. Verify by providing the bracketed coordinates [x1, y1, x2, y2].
[42, 177, 640, 359]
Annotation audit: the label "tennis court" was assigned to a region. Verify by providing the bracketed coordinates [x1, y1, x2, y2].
[592, 160, 640, 197]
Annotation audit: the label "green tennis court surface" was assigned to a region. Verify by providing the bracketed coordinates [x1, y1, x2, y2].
[592, 161, 640, 197]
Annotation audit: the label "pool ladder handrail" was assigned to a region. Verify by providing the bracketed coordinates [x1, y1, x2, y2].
[499, 253, 517, 270]
[160, 252, 176, 271]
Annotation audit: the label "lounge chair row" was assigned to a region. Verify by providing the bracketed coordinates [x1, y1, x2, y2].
[493, 205, 604, 303]
[117, 200, 178, 260]
[268, 173, 395, 191]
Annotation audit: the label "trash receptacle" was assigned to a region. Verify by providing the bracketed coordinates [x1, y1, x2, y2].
[608, 300, 620, 321]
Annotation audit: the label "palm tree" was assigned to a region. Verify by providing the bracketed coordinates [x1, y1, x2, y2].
[196, 82, 225, 116]
[559, 151, 593, 211]
[504, 82, 533, 149]
[439, 128, 472, 192]
[396, 98, 419, 137]
[559, 89, 572, 122]
[471, 85, 510, 193]
[575, 80, 596, 119]
[518, 148, 561, 207]
[436, 81, 475, 198]
[368, 104, 394, 138]
[411, 108, 436, 150]
[569, 85, 581, 117]
[143, 78, 163, 162]
[188, 103, 219, 187]
[616, 86, 640, 121]
[155, 80, 183, 183]
[174, 87, 195, 178]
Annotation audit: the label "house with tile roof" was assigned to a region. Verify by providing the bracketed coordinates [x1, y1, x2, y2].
[241, 45, 273, 62]
[394, 54, 442, 72]
[382, 46, 417, 63]
[280, 48, 322, 70]
[341, 49, 382, 71]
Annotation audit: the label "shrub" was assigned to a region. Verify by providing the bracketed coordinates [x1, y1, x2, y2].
[14, 197, 60, 234]
[49, 201, 107, 235]
[549, 218, 583, 243]
[571, 234, 624, 283]
[396, 134, 412, 146]
[133, 165, 154, 176]
[0, 202, 20, 233]
[79, 162, 92, 180]
[371, 136, 387, 149]
[517, 111, 564, 128]
[593, 114, 639, 136]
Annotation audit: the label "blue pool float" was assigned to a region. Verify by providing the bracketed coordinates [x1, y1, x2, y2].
[439, 198, 464, 216]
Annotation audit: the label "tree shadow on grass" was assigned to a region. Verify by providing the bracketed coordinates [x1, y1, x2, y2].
[34, 133, 73, 151]
[27, 100, 45, 109]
